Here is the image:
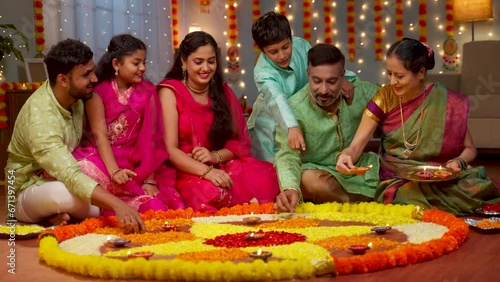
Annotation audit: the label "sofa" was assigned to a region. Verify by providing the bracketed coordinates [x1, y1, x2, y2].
[427, 40, 500, 149]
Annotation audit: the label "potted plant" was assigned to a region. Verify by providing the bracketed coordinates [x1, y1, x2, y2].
[0, 24, 29, 62]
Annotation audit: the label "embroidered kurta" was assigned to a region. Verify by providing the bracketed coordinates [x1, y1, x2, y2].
[248, 37, 357, 162]
[274, 79, 380, 198]
[6, 80, 97, 203]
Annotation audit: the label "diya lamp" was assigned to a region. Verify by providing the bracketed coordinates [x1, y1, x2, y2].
[348, 242, 372, 255]
[107, 236, 130, 247]
[21, 83, 28, 90]
[245, 232, 265, 240]
[249, 249, 272, 262]
[162, 221, 177, 231]
[371, 224, 392, 235]
[127, 251, 154, 260]
[243, 212, 261, 225]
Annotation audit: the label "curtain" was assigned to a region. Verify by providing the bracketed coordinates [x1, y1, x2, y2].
[43, 0, 174, 83]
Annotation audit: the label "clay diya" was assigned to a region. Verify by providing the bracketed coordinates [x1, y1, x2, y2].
[350, 164, 373, 176]
[245, 232, 265, 240]
[243, 213, 261, 225]
[415, 169, 433, 180]
[371, 225, 392, 235]
[127, 251, 154, 260]
[108, 238, 130, 247]
[162, 222, 178, 231]
[249, 249, 272, 262]
[434, 170, 453, 180]
[348, 244, 369, 255]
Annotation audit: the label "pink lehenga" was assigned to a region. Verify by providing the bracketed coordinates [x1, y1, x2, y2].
[157, 79, 280, 212]
[73, 79, 185, 214]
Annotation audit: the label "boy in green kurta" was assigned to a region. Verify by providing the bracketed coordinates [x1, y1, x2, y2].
[274, 44, 380, 213]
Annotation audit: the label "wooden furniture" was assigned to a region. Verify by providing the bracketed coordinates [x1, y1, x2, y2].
[0, 89, 33, 181]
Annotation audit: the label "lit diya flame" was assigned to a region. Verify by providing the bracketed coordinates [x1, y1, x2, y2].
[162, 221, 177, 231]
[249, 249, 272, 262]
[245, 232, 265, 240]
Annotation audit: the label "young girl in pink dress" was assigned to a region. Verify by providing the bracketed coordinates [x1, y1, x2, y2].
[157, 31, 280, 212]
[73, 34, 184, 214]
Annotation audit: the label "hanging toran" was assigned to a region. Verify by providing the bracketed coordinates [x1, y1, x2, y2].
[374, 0, 383, 60]
[303, 0, 312, 43]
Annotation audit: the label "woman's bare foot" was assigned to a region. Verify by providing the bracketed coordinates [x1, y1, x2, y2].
[48, 213, 71, 226]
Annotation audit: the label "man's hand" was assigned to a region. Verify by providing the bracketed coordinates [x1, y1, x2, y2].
[275, 189, 299, 213]
[288, 127, 306, 152]
[335, 153, 355, 174]
[341, 78, 354, 105]
[114, 201, 146, 233]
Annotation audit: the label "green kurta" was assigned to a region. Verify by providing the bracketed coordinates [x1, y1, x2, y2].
[275, 79, 380, 198]
[5, 81, 97, 203]
[247, 36, 358, 162]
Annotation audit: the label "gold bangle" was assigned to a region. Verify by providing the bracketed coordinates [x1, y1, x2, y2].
[200, 165, 214, 179]
[143, 179, 157, 186]
[213, 150, 223, 166]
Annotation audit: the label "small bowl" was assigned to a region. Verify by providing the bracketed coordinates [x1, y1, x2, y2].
[109, 238, 131, 247]
[128, 251, 154, 259]
[162, 223, 178, 231]
[371, 226, 391, 235]
[243, 216, 261, 224]
[249, 250, 272, 262]
[245, 232, 265, 240]
[348, 245, 369, 255]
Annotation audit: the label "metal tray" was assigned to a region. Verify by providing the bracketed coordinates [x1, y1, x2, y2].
[463, 217, 500, 231]
[397, 165, 459, 182]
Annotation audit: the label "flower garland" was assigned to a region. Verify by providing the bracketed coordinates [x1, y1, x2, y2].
[442, 0, 459, 71]
[323, 0, 333, 45]
[0, 82, 43, 129]
[171, 0, 180, 49]
[227, 0, 238, 47]
[346, 0, 356, 61]
[33, 0, 45, 55]
[418, 0, 427, 43]
[252, 0, 261, 55]
[277, 0, 287, 16]
[38, 202, 468, 280]
[303, 0, 312, 43]
[373, 0, 383, 61]
[395, 0, 404, 41]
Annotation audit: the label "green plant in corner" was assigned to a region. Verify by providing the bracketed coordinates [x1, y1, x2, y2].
[0, 24, 29, 62]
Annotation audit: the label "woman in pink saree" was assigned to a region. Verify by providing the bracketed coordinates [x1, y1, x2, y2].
[73, 34, 184, 214]
[157, 31, 280, 212]
[337, 38, 499, 215]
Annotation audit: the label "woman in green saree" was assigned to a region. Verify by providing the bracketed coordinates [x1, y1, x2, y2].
[335, 38, 500, 215]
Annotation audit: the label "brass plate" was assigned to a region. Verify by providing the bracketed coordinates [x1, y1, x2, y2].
[397, 165, 459, 182]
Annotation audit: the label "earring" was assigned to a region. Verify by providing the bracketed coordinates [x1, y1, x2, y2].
[115, 69, 119, 76]
[181, 65, 187, 85]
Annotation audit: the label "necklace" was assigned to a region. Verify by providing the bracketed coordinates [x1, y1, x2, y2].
[184, 81, 209, 94]
[399, 83, 426, 158]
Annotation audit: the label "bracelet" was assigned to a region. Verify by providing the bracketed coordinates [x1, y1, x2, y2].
[143, 179, 157, 186]
[200, 165, 214, 179]
[446, 158, 468, 170]
[213, 150, 223, 166]
[335, 151, 349, 164]
[111, 168, 122, 179]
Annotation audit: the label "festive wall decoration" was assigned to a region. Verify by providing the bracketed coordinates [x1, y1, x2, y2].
[0, 82, 43, 130]
[323, 0, 333, 45]
[226, 0, 240, 82]
[374, 0, 383, 61]
[172, 0, 179, 49]
[252, 0, 261, 54]
[442, 0, 459, 71]
[33, 0, 45, 55]
[395, 0, 404, 41]
[198, 0, 211, 14]
[418, 0, 427, 43]
[346, 0, 356, 61]
[303, 0, 312, 43]
[278, 0, 287, 16]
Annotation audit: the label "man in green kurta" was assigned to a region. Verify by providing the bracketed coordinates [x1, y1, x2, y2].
[5, 39, 145, 231]
[274, 44, 380, 213]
